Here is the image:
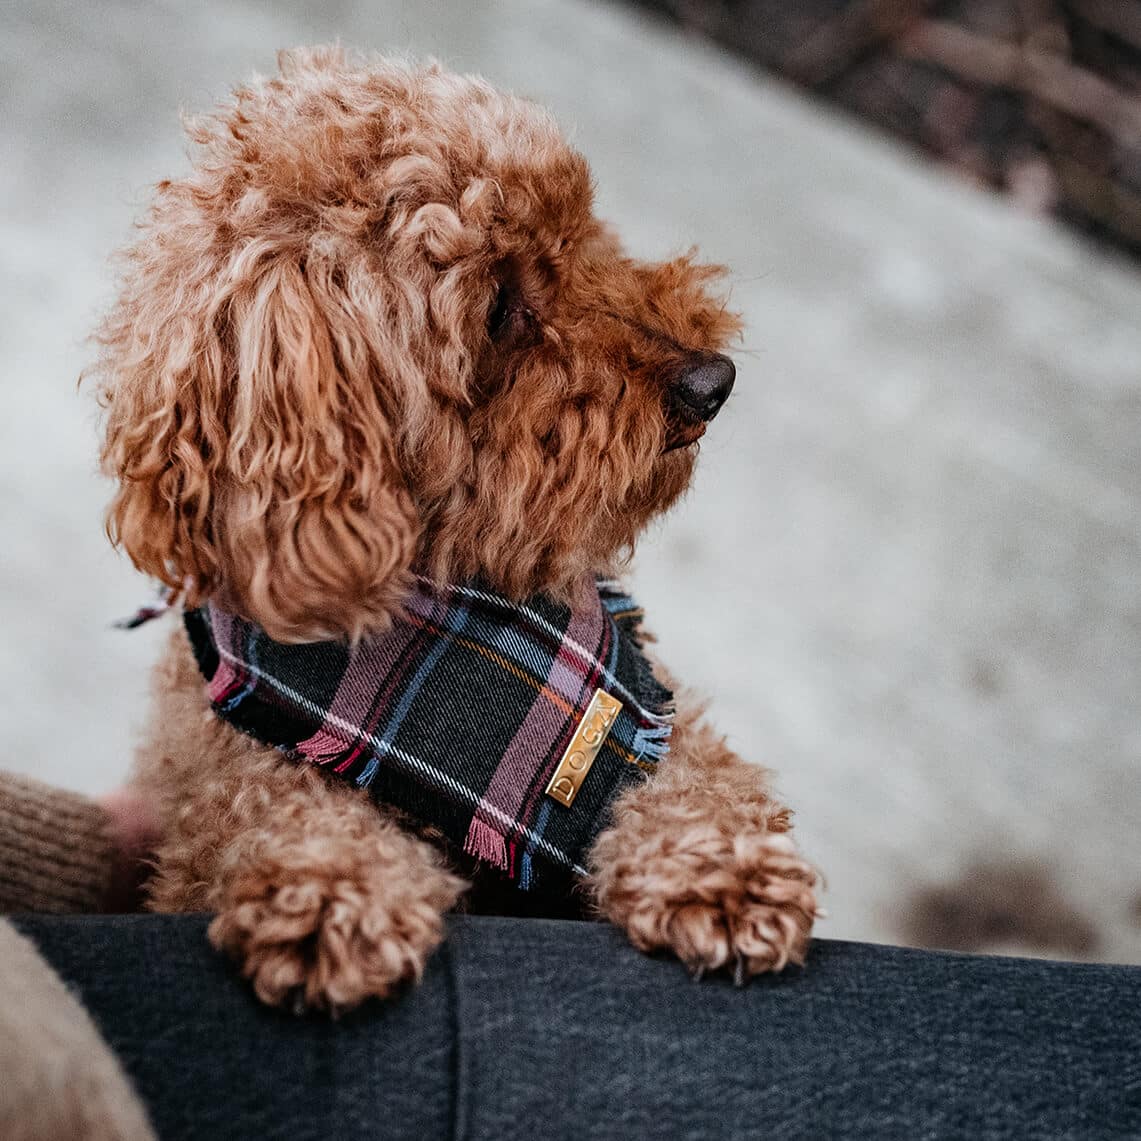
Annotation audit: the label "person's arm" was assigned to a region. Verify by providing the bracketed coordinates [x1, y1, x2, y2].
[0, 773, 159, 1139]
[0, 771, 155, 913]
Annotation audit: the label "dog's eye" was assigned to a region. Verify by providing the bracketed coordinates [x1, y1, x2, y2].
[487, 282, 531, 343]
[487, 283, 515, 339]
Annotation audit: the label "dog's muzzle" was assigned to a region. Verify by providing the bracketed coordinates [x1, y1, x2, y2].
[663, 352, 736, 450]
[669, 353, 736, 423]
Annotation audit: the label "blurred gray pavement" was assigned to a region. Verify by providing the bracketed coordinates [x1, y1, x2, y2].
[1, 0, 1138, 959]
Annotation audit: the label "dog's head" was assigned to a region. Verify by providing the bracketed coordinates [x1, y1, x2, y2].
[94, 48, 740, 641]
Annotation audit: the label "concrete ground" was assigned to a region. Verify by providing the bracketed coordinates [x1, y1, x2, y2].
[1, 0, 1138, 961]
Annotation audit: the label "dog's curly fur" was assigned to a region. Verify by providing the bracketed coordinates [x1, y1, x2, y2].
[91, 47, 818, 1010]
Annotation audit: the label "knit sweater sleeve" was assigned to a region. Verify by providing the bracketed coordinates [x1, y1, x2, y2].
[0, 773, 114, 913]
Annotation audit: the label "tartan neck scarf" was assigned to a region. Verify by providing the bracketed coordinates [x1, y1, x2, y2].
[184, 575, 673, 892]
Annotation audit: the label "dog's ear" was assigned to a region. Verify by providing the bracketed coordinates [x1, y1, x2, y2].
[96, 252, 419, 642]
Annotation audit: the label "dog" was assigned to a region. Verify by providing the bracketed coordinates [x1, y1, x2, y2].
[91, 47, 819, 1010]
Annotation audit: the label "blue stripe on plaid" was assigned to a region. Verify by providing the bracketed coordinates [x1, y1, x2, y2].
[377, 602, 471, 755]
[219, 617, 259, 712]
[518, 797, 554, 891]
[414, 577, 670, 725]
[412, 577, 572, 691]
[355, 755, 380, 789]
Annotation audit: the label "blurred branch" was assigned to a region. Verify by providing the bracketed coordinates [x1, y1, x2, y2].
[898, 19, 1141, 146]
[629, 0, 1141, 256]
[1073, 0, 1141, 54]
[1052, 154, 1141, 245]
[785, 0, 928, 86]
[1015, 0, 1070, 54]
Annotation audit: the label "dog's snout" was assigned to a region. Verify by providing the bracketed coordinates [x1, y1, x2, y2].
[670, 353, 736, 422]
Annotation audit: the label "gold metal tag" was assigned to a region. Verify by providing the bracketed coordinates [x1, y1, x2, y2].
[545, 689, 623, 808]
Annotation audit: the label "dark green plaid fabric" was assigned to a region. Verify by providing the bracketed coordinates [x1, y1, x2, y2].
[184, 575, 673, 891]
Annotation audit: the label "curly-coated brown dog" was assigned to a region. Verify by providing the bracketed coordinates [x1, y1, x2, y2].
[91, 47, 818, 1011]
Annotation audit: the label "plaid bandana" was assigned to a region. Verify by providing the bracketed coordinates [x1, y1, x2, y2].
[183, 576, 672, 892]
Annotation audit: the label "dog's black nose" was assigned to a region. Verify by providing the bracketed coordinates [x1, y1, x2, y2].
[670, 353, 736, 422]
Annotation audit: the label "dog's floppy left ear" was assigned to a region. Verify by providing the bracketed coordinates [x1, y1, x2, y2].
[96, 249, 420, 643]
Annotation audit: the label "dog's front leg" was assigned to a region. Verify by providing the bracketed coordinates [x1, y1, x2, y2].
[149, 758, 465, 1012]
[589, 695, 819, 980]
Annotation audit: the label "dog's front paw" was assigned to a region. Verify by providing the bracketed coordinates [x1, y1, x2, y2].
[208, 830, 465, 1012]
[591, 821, 819, 980]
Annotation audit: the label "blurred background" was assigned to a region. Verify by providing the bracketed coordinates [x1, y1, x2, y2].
[1, 0, 1138, 963]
